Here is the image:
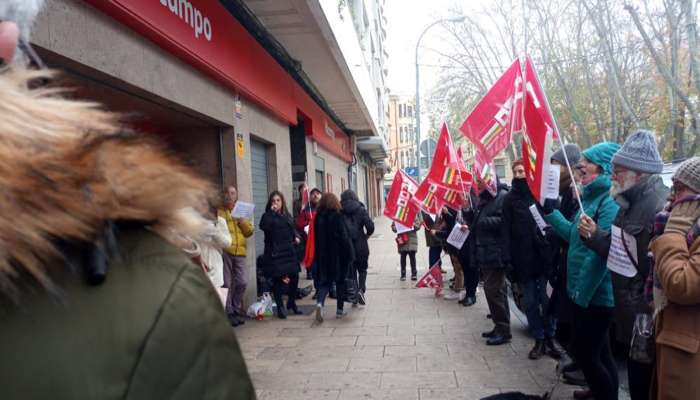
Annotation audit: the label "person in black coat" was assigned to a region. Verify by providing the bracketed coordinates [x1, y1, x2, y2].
[503, 160, 556, 360]
[341, 190, 375, 306]
[468, 179, 511, 345]
[259, 190, 302, 319]
[314, 192, 355, 322]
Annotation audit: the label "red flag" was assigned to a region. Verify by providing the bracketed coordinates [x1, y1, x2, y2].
[523, 57, 559, 140]
[427, 124, 467, 191]
[459, 59, 523, 163]
[473, 150, 497, 197]
[383, 170, 420, 226]
[415, 261, 444, 296]
[522, 92, 555, 204]
[412, 179, 441, 214]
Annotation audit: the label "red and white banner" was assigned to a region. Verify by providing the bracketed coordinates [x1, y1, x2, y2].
[459, 59, 523, 163]
[384, 170, 420, 226]
[522, 57, 559, 140]
[413, 178, 465, 214]
[522, 92, 555, 204]
[427, 124, 471, 191]
[415, 261, 444, 296]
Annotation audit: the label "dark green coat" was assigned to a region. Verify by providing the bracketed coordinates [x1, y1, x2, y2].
[0, 228, 255, 400]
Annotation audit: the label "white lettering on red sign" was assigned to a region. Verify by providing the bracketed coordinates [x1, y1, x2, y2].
[161, 0, 212, 41]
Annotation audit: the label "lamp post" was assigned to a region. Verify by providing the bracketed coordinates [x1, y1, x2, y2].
[415, 16, 465, 181]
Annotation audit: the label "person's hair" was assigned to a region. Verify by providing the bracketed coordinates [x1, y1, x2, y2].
[297, 183, 306, 193]
[317, 192, 341, 212]
[511, 159, 524, 172]
[340, 189, 358, 202]
[265, 190, 289, 215]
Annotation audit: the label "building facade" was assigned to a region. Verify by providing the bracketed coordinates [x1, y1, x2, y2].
[31, 0, 386, 305]
[385, 94, 418, 192]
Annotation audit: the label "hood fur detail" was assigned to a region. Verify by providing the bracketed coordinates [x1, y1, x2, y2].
[0, 68, 212, 295]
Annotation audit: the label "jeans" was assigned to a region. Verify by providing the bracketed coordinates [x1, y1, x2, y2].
[316, 279, 346, 311]
[400, 251, 417, 277]
[571, 303, 619, 400]
[428, 246, 442, 269]
[223, 253, 247, 316]
[521, 277, 555, 340]
[481, 268, 510, 335]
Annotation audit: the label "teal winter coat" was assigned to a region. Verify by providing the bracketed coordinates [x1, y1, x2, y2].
[544, 174, 619, 308]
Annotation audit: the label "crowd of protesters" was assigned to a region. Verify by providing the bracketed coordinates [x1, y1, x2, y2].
[404, 129, 700, 400]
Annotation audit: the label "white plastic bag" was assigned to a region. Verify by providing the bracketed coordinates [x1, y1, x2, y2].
[246, 301, 264, 319]
[261, 292, 274, 317]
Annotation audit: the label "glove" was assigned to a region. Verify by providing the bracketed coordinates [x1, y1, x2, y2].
[665, 200, 700, 235]
[543, 198, 558, 215]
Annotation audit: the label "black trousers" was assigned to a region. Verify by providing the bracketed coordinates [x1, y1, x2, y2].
[428, 246, 442, 269]
[481, 268, 510, 335]
[571, 303, 619, 400]
[400, 251, 417, 277]
[272, 273, 299, 310]
[462, 263, 479, 298]
[353, 257, 369, 293]
[628, 358, 653, 400]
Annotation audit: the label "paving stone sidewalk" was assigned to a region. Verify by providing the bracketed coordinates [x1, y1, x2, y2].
[235, 216, 592, 400]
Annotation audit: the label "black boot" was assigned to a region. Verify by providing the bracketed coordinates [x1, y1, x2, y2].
[400, 265, 406, 281]
[545, 337, 563, 360]
[287, 301, 303, 315]
[528, 339, 546, 360]
[273, 292, 286, 319]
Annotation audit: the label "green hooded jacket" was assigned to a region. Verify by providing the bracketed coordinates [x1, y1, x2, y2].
[0, 228, 256, 400]
[544, 142, 621, 308]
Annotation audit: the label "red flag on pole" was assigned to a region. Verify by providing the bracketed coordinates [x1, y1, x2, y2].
[522, 92, 556, 204]
[412, 179, 441, 214]
[523, 57, 559, 140]
[459, 59, 523, 163]
[415, 261, 444, 297]
[384, 170, 420, 226]
[426, 124, 468, 191]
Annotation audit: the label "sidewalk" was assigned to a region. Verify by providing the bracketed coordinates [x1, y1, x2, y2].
[235, 216, 584, 400]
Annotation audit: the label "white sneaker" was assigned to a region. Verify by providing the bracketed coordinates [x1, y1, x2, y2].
[458, 289, 467, 301]
[444, 291, 460, 300]
[315, 304, 324, 323]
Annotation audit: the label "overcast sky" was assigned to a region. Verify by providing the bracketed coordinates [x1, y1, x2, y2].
[384, 0, 470, 97]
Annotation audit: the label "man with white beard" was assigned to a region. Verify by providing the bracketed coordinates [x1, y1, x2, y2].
[578, 129, 668, 400]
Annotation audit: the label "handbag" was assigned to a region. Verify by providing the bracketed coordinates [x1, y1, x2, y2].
[629, 313, 655, 364]
[395, 233, 409, 246]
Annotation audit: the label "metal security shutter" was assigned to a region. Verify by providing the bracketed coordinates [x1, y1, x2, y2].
[250, 140, 269, 259]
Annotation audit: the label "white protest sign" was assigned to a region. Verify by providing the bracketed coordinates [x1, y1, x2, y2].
[544, 164, 560, 200]
[395, 222, 413, 234]
[528, 204, 548, 234]
[446, 224, 470, 249]
[232, 201, 255, 219]
[606, 225, 638, 277]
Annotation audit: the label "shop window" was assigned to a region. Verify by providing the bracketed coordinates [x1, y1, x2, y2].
[315, 169, 325, 192]
[326, 173, 333, 193]
[495, 164, 506, 180]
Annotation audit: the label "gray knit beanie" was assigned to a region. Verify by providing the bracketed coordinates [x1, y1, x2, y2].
[612, 130, 663, 174]
[673, 157, 700, 193]
[551, 144, 581, 166]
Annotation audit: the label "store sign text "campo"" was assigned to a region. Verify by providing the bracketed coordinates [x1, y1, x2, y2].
[160, 0, 212, 41]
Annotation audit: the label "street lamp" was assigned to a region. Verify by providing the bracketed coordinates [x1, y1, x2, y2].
[415, 15, 465, 181]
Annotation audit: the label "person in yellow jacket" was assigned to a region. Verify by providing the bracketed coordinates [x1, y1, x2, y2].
[218, 186, 254, 326]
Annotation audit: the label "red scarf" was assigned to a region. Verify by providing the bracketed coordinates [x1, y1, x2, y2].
[302, 214, 316, 269]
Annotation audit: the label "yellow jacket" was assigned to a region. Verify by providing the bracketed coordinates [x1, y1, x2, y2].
[218, 207, 254, 257]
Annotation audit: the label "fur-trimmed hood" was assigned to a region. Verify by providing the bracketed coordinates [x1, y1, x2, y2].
[0, 68, 212, 296]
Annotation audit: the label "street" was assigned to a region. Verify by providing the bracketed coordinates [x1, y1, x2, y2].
[235, 216, 586, 400]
